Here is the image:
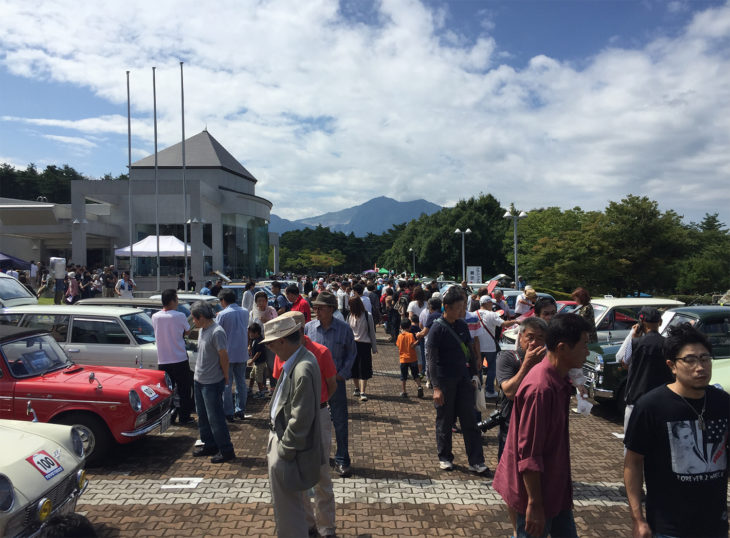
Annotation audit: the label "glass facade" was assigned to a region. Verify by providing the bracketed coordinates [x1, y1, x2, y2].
[222, 214, 268, 279]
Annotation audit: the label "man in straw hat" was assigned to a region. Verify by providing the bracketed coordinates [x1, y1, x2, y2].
[263, 311, 324, 537]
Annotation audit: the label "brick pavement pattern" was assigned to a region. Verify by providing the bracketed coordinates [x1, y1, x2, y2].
[79, 326, 637, 536]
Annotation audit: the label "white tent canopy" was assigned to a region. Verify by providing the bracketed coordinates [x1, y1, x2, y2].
[114, 235, 211, 257]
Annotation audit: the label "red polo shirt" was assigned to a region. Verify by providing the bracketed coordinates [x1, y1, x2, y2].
[290, 295, 312, 323]
[492, 357, 574, 519]
[273, 335, 336, 404]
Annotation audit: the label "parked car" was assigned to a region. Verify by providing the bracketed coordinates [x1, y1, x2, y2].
[556, 300, 578, 314]
[0, 305, 183, 369]
[0, 325, 174, 463]
[0, 272, 38, 308]
[660, 306, 730, 393]
[582, 297, 685, 411]
[150, 293, 221, 313]
[75, 297, 192, 319]
[0, 418, 88, 536]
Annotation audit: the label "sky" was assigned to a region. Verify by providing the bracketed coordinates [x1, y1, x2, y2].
[1, 0, 729, 224]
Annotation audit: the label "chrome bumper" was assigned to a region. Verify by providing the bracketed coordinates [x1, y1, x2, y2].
[121, 408, 172, 437]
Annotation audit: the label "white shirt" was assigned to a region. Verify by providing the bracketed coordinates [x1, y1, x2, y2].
[407, 300, 426, 318]
[336, 289, 348, 310]
[514, 293, 532, 315]
[151, 309, 191, 365]
[30, 263, 38, 278]
[359, 295, 372, 314]
[477, 309, 505, 353]
[242, 289, 255, 311]
[115, 278, 135, 298]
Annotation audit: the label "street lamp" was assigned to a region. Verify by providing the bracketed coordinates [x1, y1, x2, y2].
[408, 247, 415, 276]
[454, 228, 472, 281]
[503, 208, 528, 289]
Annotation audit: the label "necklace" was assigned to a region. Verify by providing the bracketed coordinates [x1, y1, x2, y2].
[677, 392, 706, 431]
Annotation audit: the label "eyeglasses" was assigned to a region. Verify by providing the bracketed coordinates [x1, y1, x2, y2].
[676, 354, 713, 367]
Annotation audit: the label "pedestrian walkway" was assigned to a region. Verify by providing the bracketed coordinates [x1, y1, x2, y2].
[79, 326, 635, 536]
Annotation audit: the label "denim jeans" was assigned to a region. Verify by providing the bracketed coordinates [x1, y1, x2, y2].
[515, 508, 577, 538]
[194, 379, 234, 455]
[328, 378, 350, 466]
[417, 340, 426, 374]
[223, 362, 247, 415]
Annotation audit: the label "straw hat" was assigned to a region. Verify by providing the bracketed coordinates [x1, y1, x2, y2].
[261, 311, 303, 344]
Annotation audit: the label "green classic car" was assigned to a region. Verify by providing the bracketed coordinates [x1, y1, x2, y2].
[581, 297, 685, 412]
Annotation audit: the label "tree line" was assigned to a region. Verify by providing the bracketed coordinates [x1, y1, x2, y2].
[0, 163, 127, 203]
[281, 194, 729, 297]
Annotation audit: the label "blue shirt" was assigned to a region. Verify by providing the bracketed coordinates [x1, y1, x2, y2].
[200, 286, 211, 295]
[215, 303, 249, 364]
[304, 318, 356, 379]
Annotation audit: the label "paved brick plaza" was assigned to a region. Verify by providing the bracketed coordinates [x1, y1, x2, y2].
[79, 326, 635, 537]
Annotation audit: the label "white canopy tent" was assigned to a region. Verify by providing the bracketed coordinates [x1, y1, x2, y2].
[114, 235, 211, 257]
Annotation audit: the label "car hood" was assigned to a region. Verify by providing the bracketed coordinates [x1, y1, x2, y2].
[26, 364, 170, 397]
[0, 420, 81, 503]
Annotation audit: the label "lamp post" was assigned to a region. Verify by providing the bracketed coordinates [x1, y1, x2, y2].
[454, 228, 471, 281]
[408, 247, 416, 276]
[503, 207, 528, 289]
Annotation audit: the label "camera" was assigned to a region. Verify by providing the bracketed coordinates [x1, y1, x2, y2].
[477, 409, 505, 432]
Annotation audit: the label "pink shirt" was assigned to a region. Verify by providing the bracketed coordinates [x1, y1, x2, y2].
[492, 357, 573, 518]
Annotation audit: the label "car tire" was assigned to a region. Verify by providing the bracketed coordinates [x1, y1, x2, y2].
[55, 412, 112, 465]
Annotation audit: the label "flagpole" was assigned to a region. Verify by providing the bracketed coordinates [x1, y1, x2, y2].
[153, 66, 160, 291]
[180, 61, 188, 289]
[126, 71, 134, 280]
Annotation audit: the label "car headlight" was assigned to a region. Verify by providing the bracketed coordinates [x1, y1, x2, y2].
[595, 355, 604, 373]
[164, 372, 174, 391]
[37, 497, 52, 523]
[129, 389, 142, 412]
[76, 469, 88, 490]
[0, 474, 14, 512]
[71, 427, 85, 458]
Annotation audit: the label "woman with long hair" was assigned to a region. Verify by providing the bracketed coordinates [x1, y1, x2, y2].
[348, 295, 378, 402]
[572, 287, 598, 343]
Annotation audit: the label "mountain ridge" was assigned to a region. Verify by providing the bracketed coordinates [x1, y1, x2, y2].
[270, 196, 441, 236]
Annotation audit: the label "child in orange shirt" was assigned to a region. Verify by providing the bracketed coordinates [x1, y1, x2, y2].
[396, 318, 424, 398]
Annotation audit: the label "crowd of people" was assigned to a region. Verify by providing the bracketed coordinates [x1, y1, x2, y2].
[4, 263, 726, 538]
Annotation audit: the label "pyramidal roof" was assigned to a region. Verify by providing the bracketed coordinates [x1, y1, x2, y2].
[131, 130, 257, 182]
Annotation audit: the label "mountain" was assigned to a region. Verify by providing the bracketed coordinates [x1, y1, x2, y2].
[269, 196, 442, 236]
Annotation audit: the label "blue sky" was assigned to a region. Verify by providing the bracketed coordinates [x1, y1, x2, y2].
[1, 0, 729, 223]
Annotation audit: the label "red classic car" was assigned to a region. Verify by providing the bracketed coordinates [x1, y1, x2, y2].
[0, 325, 174, 464]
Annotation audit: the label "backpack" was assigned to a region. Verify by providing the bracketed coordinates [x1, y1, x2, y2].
[397, 294, 410, 317]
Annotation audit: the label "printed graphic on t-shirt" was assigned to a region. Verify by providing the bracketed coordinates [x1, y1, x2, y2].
[667, 419, 728, 478]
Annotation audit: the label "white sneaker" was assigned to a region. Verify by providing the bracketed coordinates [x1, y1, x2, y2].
[468, 463, 488, 474]
[439, 460, 453, 470]
[360, 393, 368, 402]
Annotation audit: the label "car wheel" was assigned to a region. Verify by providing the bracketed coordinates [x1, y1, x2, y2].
[55, 412, 112, 465]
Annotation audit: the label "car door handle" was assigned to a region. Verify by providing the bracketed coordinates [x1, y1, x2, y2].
[67, 348, 80, 353]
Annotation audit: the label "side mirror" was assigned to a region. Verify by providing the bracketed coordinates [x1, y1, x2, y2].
[26, 400, 39, 422]
[88, 372, 103, 390]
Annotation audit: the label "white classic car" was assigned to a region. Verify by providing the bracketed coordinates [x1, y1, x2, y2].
[0, 419, 88, 537]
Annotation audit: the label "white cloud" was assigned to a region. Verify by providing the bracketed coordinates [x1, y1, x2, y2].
[0, 0, 728, 222]
[41, 134, 97, 149]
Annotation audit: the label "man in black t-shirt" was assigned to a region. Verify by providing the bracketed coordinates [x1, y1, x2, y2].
[623, 307, 673, 433]
[426, 287, 487, 474]
[624, 323, 729, 538]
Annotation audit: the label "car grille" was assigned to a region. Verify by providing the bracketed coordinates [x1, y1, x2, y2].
[4, 466, 81, 537]
[136, 397, 172, 428]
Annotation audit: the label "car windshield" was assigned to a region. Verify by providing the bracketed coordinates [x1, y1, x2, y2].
[591, 303, 608, 323]
[1, 333, 69, 378]
[120, 313, 156, 344]
[0, 277, 35, 301]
